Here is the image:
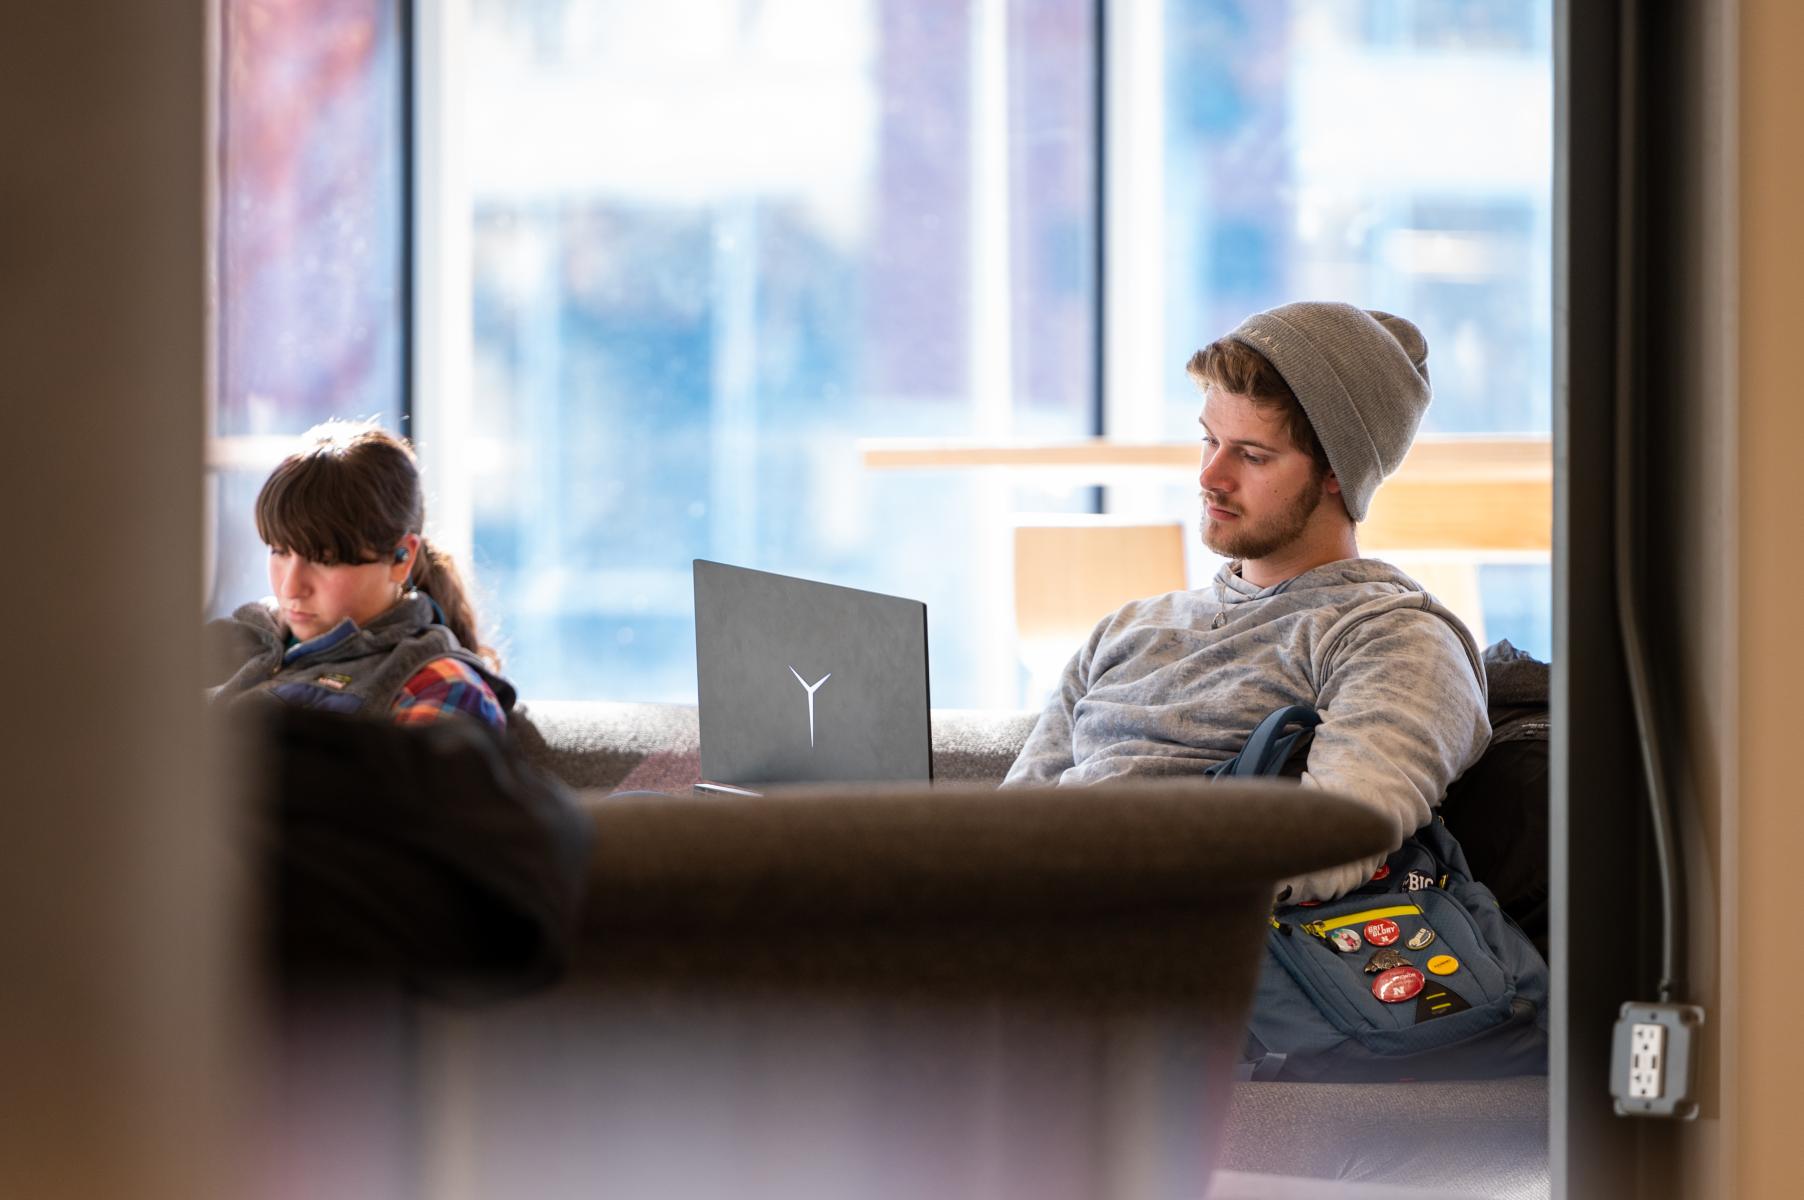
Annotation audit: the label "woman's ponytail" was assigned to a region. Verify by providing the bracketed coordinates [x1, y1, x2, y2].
[412, 537, 500, 670]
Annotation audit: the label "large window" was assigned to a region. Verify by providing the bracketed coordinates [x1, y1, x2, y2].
[209, 0, 407, 615]
[1157, 0, 1551, 437]
[447, 0, 1099, 706]
[213, 0, 1554, 706]
[1149, 0, 1554, 661]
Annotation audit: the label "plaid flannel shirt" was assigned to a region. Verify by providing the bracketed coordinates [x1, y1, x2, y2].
[390, 656, 508, 731]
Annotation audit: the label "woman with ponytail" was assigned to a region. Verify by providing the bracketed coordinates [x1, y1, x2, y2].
[206, 420, 512, 730]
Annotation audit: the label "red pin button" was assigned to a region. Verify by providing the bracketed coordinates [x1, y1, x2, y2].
[1364, 918, 1402, 947]
[1371, 864, 1391, 882]
[1373, 965, 1426, 1004]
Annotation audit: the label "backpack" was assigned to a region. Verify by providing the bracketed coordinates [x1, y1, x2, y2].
[1438, 639, 1551, 959]
[259, 706, 593, 1002]
[1210, 704, 1550, 1082]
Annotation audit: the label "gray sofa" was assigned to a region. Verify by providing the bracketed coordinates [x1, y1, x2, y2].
[494, 700, 1550, 1200]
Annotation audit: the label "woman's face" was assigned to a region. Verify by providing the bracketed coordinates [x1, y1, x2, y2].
[268, 534, 417, 643]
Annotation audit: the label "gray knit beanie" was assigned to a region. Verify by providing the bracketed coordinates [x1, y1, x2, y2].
[1226, 301, 1431, 522]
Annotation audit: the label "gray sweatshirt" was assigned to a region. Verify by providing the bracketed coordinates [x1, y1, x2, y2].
[1003, 558, 1490, 902]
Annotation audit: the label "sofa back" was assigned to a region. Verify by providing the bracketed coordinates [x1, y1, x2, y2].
[511, 700, 1038, 793]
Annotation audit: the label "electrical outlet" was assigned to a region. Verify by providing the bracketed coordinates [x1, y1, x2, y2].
[1627, 1022, 1665, 1098]
[1610, 1003, 1704, 1119]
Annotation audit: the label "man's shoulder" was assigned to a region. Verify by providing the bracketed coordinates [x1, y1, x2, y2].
[1316, 584, 1487, 687]
[1240, 561, 1437, 636]
[1287, 560, 1461, 625]
[1294, 556, 1431, 595]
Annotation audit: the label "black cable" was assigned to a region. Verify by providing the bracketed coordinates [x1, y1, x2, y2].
[399, 0, 416, 435]
[1089, 0, 1107, 517]
[1610, 0, 1685, 1006]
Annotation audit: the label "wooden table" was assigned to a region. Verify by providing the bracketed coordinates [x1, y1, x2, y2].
[860, 435, 1552, 553]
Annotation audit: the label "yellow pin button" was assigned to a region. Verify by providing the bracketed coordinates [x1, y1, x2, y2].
[1426, 954, 1460, 975]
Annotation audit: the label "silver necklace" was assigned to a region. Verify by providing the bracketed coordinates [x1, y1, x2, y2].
[1211, 572, 1234, 629]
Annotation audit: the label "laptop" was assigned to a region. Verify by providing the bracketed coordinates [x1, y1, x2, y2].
[692, 560, 933, 794]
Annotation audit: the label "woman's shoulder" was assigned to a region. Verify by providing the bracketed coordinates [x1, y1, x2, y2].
[208, 597, 283, 636]
[203, 599, 286, 685]
[391, 655, 510, 730]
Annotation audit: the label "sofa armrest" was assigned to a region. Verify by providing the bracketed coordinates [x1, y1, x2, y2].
[411, 779, 1395, 1200]
[581, 777, 1386, 932]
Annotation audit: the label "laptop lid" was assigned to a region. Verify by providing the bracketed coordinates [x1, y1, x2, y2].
[693, 560, 933, 788]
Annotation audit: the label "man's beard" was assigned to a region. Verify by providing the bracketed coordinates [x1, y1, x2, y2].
[1199, 473, 1328, 561]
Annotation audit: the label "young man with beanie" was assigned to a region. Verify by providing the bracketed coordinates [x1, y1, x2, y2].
[1003, 301, 1490, 904]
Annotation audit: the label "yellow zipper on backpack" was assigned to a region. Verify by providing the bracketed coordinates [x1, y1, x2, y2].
[1298, 903, 1422, 939]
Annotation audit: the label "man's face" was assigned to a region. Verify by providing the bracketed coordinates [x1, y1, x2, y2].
[1197, 390, 1330, 561]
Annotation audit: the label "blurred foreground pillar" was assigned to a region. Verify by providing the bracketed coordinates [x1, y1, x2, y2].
[0, 4, 244, 1198]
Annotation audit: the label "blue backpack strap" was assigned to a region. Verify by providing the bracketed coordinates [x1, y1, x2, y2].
[1233, 1029, 1289, 1081]
[1248, 1052, 1288, 1081]
[1206, 704, 1322, 779]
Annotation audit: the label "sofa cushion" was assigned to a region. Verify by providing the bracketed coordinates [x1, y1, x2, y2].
[1220, 1075, 1548, 1199]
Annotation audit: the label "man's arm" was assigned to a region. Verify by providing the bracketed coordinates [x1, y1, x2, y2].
[1279, 602, 1491, 902]
[1000, 632, 1099, 787]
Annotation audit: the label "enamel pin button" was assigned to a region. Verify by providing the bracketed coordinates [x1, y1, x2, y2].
[1373, 965, 1427, 1004]
[1365, 948, 1409, 974]
[1364, 918, 1402, 947]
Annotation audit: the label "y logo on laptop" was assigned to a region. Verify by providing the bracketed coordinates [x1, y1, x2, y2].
[788, 666, 831, 747]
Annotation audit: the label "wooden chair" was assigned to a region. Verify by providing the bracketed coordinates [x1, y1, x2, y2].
[1013, 518, 1190, 695]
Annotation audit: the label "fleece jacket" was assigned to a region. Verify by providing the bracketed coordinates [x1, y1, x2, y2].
[1003, 558, 1490, 902]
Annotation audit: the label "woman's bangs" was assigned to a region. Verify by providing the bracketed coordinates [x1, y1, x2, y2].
[254, 456, 377, 565]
